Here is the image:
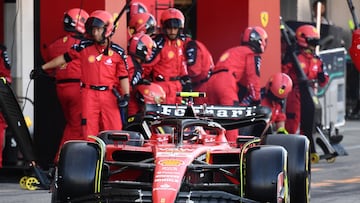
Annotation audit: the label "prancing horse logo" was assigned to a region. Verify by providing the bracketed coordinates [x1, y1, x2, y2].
[261, 11, 269, 27]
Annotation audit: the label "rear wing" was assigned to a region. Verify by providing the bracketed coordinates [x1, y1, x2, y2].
[144, 104, 272, 131]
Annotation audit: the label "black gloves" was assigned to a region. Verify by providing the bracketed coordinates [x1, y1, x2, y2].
[119, 94, 130, 108]
[240, 96, 260, 106]
[180, 75, 192, 92]
[30, 67, 47, 80]
[137, 78, 151, 85]
[317, 72, 326, 83]
[112, 88, 129, 108]
[185, 40, 197, 66]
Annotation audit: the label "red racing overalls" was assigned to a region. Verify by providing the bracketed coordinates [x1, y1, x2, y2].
[144, 34, 190, 104]
[282, 50, 329, 134]
[127, 56, 145, 116]
[44, 34, 84, 159]
[65, 40, 129, 137]
[0, 44, 11, 167]
[261, 96, 286, 126]
[184, 40, 214, 105]
[206, 45, 262, 142]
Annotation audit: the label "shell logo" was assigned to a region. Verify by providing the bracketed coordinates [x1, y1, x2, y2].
[88, 55, 96, 63]
[159, 159, 184, 166]
[219, 52, 229, 62]
[168, 51, 175, 59]
[300, 62, 306, 68]
[109, 50, 114, 56]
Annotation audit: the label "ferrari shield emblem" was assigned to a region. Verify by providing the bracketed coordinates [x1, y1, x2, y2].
[261, 11, 269, 27]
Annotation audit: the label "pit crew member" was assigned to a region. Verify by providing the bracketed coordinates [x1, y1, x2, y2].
[184, 39, 214, 105]
[41, 8, 89, 161]
[205, 26, 268, 142]
[0, 44, 11, 168]
[282, 24, 329, 134]
[261, 72, 293, 134]
[143, 8, 191, 104]
[41, 10, 129, 137]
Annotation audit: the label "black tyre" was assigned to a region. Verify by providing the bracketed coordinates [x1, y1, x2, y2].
[52, 141, 101, 202]
[265, 134, 311, 203]
[244, 145, 289, 202]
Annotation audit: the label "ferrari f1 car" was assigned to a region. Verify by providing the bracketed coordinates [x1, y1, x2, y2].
[51, 97, 310, 203]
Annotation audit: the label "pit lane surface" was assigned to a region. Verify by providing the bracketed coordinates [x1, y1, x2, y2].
[310, 120, 360, 203]
[0, 121, 359, 203]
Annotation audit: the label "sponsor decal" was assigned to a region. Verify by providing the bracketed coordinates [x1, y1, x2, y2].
[278, 88, 285, 95]
[159, 159, 184, 166]
[158, 148, 195, 152]
[160, 184, 171, 188]
[155, 174, 180, 179]
[159, 105, 254, 118]
[156, 171, 180, 175]
[105, 58, 113, 65]
[196, 154, 206, 161]
[96, 54, 103, 61]
[62, 36, 68, 43]
[161, 166, 178, 171]
[176, 39, 182, 47]
[88, 55, 96, 63]
[168, 51, 175, 59]
[219, 52, 229, 62]
[261, 11, 269, 27]
[154, 178, 179, 183]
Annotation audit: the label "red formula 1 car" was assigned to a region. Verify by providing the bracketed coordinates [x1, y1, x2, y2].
[51, 98, 310, 203]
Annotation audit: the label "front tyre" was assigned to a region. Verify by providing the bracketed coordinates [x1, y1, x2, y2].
[51, 141, 102, 202]
[265, 134, 311, 203]
[244, 145, 289, 203]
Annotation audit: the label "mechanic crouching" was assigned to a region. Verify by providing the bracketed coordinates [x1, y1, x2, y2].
[261, 73, 293, 134]
[205, 26, 269, 142]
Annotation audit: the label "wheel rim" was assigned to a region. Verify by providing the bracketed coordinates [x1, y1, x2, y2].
[311, 153, 320, 164]
[19, 176, 28, 189]
[25, 177, 40, 190]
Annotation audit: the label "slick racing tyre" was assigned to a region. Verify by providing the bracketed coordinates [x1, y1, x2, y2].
[244, 145, 289, 202]
[265, 134, 311, 203]
[52, 141, 102, 202]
